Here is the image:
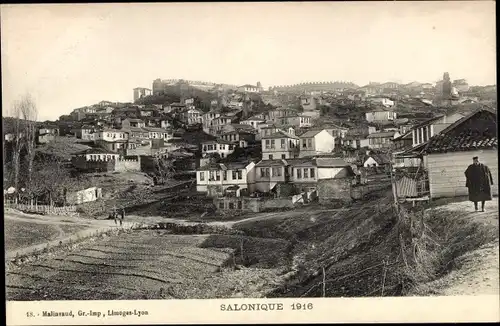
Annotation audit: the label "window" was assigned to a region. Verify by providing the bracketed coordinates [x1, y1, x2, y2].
[229, 202, 235, 209]
[281, 139, 285, 148]
[260, 168, 270, 177]
[221, 153, 225, 158]
[297, 168, 302, 179]
[302, 140, 307, 148]
[307, 139, 312, 148]
[310, 168, 315, 178]
[237, 201, 243, 209]
[223, 171, 227, 181]
[232, 170, 237, 180]
[423, 126, 428, 142]
[272, 167, 282, 177]
[265, 139, 271, 149]
[282, 154, 286, 159]
[200, 172, 205, 181]
[269, 154, 273, 160]
[271, 140, 275, 149]
[304, 168, 309, 178]
[209, 171, 215, 180]
[237, 170, 242, 179]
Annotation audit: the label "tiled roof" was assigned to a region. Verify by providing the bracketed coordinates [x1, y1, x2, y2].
[255, 159, 288, 167]
[145, 127, 170, 133]
[262, 130, 300, 140]
[286, 158, 315, 167]
[392, 130, 412, 141]
[198, 161, 249, 171]
[367, 153, 392, 165]
[315, 157, 350, 168]
[202, 138, 233, 145]
[422, 108, 497, 154]
[367, 131, 396, 139]
[299, 129, 324, 138]
[75, 147, 118, 155]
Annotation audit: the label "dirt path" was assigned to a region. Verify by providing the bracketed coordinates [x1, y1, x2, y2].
[414, 198, 499, 296]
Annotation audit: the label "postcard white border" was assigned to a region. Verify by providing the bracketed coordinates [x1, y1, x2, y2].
[6, 296, 500, 325]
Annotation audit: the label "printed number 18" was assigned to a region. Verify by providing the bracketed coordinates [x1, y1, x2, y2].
[26, 312, 35, 318]
[291, 303, 313, 310]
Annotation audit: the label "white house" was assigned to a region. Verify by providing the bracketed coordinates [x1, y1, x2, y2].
[366, 96, 394, 107]
[298, 129, 336, 158]
[202, 111, 221, 134]
[96, 129, 129, 142]
[182, 108, 203, 126]
[240, 117, 267, 130]
[196, 161, 256, 196]
[367, 131, 400, 149]
[254, 159, 289, 193]
[133, 87, 152, 102]
[237, 84, 260, 93]
[145, 127, 173, 141]
[121, 118, 146, 129]
[261, 130, 300, 160]
[275, 115, 313, 128]
[421, 108, 498, 199]
[365, 110, 397, 123]
[201, 139, 236, 159]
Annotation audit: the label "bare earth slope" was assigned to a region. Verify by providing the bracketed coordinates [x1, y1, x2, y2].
[410, 199, 499, 296]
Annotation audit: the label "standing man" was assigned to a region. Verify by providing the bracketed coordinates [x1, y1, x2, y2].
[120, 208, 125, 226]
[464, 156, 494, 212]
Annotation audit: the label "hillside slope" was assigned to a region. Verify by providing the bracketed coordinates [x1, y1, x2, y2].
[232, 194, 499, 297]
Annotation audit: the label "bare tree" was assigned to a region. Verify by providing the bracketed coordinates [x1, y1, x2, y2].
[9, 101, 24, 203]
[18, 94, 38, 205]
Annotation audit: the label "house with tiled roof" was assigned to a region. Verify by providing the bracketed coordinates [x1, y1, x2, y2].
[298, 129, 336, 158]
[410, 112, 465, 147]
[261, 130, 300, 160]
[420, 108, 498, 199]
[220, 130, 256, 148]
[365, 109, 397, 123]
[366, 131, 400, 149]
[363, 152, 392, 168]
[240, 116, 267, 130]
[254, 157, 355, 194]
[196, 161, 256, 197]
[201, 139, 236, 159]
[275, 114, 313, 128]
[122, 118, 146, 129]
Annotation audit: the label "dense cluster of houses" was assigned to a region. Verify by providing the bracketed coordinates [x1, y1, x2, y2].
[5, 76, 495, 211]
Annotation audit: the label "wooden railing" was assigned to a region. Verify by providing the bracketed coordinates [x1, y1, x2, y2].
[5, 202, 79, 216]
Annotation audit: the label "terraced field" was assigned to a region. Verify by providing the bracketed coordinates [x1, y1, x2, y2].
[6, 230, 281, 300]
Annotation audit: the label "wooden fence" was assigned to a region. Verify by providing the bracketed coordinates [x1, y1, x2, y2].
[5, 202, 79, 216]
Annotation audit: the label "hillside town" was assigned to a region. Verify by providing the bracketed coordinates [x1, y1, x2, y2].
[3, 74, 497, 212]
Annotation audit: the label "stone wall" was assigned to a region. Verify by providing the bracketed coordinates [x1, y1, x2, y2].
[317, 178, 353, 205]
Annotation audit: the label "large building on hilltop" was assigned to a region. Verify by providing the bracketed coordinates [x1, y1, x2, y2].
[133, 87, 152, 102]
[152, 78, 238, 95]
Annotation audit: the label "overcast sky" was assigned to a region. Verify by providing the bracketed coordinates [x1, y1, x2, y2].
[1, 1, 496, 121]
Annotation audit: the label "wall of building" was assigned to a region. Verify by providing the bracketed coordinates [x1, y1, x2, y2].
[66, 187, 103, 205]
[72, 157, 115, 172]
[427, 149, 498, 199]
[115, 157, 141, 172]
[317, 167, 351, 179]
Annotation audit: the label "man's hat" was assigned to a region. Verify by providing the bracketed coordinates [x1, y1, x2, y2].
[473, 156, 479, 160]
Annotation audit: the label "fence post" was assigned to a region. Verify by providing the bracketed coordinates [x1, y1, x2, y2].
[322, 267, 326, 297]
[381, 260, 387, 296]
